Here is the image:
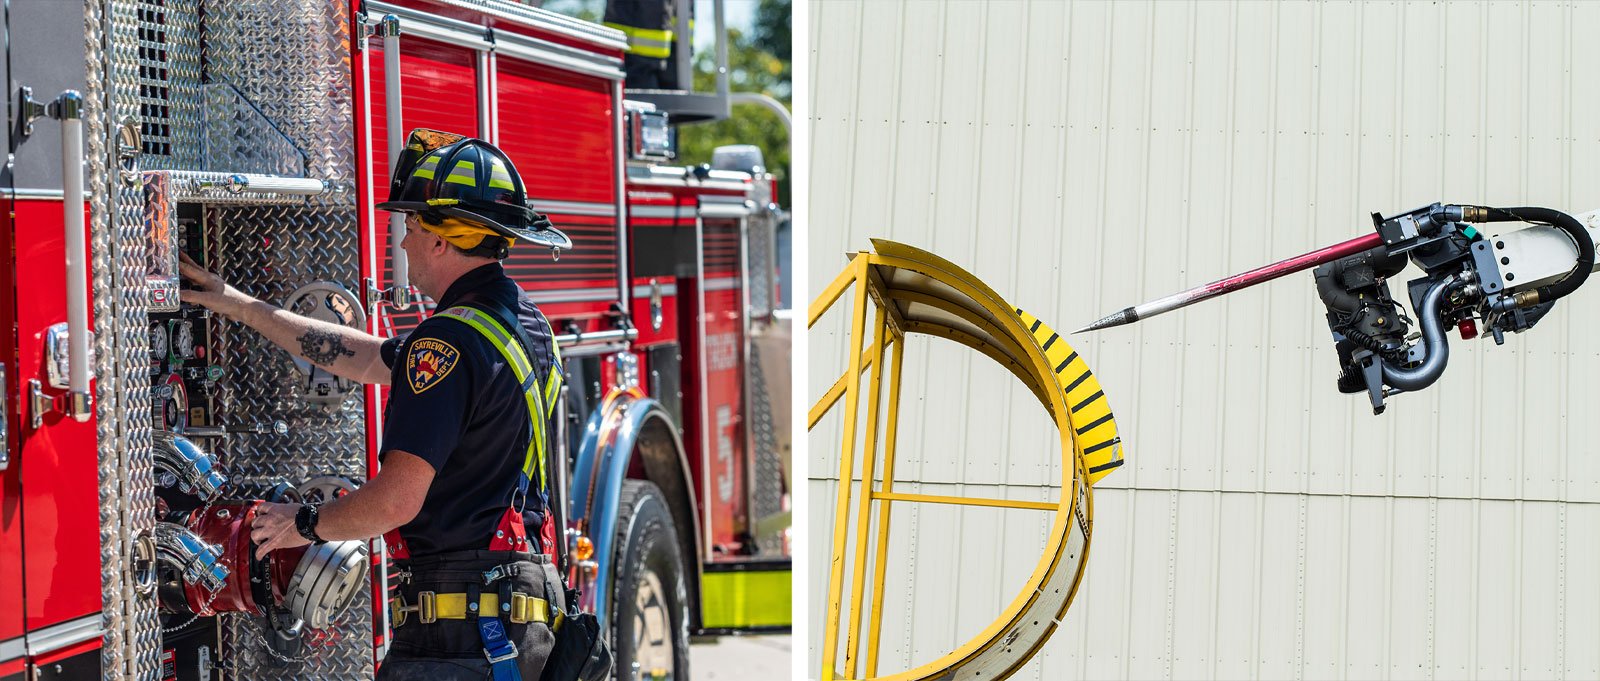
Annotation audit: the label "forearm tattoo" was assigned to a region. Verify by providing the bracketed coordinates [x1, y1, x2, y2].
[298, 329, 357, 366]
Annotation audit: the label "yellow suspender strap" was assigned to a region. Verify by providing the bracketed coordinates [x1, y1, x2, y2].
[436, 306, 557, 489]
[543, 316, 562, 420]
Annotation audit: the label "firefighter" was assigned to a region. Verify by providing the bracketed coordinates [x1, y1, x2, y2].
[604, 0, 690, 89]
[179, 130, 572, 681]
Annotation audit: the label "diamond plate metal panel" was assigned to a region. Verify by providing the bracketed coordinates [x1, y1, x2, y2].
[114, 0, 163, 674]
[746, 334, 788, 555]
[202, 83, 308, 177]
[198, 2, 372, 678]
[201, 0, 355, 184]
[84, 0, 131, 676]
[208, 208, 374, 681]
[746, 213, 775, 319]
[91, 0, 371, 676]
[744, 209, 785, 554]
[86, 0, 167, 676]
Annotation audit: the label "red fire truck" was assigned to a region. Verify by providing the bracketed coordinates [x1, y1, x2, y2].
[0, 0, 791, 679]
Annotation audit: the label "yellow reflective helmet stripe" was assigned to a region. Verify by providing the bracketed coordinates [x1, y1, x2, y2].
[603, 22, 673, 58]
[436, 306, 551, 489]
[413, 155, 441, 180]
[488, 157, 516, 190]
[444, 159, 477, 186]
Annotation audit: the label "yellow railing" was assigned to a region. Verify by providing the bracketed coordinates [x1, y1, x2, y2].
[810, 240, 1124, 681]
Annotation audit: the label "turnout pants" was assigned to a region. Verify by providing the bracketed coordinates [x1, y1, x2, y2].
[379, 550, 566, 681]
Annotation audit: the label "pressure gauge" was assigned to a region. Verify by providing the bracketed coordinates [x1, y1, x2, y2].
[162, 374, 188, 432]
[172, 320, 195, 359]
[150, 323, 169, 361]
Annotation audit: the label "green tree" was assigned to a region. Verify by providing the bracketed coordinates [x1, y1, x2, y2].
[753, 0, 790, 91]
[676, 0, 791, 207]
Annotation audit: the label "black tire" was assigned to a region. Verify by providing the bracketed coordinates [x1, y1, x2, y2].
[611, 480, 691, 681]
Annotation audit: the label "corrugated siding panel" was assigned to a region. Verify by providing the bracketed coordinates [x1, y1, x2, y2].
[808, 1, 1600, 679]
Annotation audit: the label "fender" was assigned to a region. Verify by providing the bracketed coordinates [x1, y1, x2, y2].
[570, 388, 702, 627]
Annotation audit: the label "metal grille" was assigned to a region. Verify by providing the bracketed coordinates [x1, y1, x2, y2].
[132, 0, 201, 167]
[745, 210, 776, 319]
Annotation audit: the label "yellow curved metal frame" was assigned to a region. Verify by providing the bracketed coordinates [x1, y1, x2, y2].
[810, 240, 1124, 681]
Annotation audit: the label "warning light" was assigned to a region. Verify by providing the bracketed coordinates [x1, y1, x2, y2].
[572, 535, 594, 562]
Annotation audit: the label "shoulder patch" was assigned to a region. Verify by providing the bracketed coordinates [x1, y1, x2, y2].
[406, 337, 461, 394]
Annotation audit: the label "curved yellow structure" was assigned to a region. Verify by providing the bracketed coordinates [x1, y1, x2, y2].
[810, 240, 1125, 681]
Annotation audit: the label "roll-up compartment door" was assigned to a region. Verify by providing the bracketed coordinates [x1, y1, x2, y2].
[495, 57, 621, 297]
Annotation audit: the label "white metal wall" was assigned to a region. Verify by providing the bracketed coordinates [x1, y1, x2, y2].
[807, 1, 1600, 679]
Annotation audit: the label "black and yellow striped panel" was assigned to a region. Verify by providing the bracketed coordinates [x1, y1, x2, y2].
[1016, 308, 1125, 485]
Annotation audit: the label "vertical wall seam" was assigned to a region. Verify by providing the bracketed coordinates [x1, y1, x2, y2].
[1045, 1, 1077, 671]
[1085, 3, 1117, 677]
[879, 0, 907, 666]
[1297, 6, 1323, 674]
[841, 0, 864, 251]
[1250, 3, 1282, 678]
[1382, 6, 1406, 676]
[998, 2, 1031, 665]
[1207, 3, 1241, 678]
[1514, 3, 1530, 678]
[947, 0, 989, 652]
[1169, 4, 1200, 673]
[900, 0, 952, 665]
[1339, 3, 1366, 678]
[1120, 1, 1158, 676]
[1469, 3, 1488, 677]
[1557, 6, 1573, 677]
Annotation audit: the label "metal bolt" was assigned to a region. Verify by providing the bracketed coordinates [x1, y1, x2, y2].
[216, 508, 231, 519]
[468, 602, 478, 612]
[496, 530, 505, 538]
[273, 420, 288, 435]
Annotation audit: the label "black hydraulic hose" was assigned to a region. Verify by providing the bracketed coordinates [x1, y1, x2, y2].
[1380, 274, 1459, 392]
[1481, 206, 1593, 303]
[1313, 265, 1361, 313]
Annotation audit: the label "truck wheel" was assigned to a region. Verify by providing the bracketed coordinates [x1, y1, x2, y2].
[611, 480, 690, 681]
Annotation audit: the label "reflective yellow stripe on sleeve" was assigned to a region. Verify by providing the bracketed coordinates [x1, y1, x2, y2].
[603, 22, 673, 59]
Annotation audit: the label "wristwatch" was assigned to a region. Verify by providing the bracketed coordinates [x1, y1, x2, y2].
[294, 504, 327, 544]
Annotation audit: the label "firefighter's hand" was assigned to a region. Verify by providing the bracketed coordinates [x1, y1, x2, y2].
[251, 501, 312, 559]
[178, 253, 251, 316]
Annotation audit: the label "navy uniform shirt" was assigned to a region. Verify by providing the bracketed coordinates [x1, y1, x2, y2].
[379, 262, 560, 556]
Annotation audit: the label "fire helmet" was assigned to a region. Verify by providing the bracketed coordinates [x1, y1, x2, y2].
[377, 128, 572, 252]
